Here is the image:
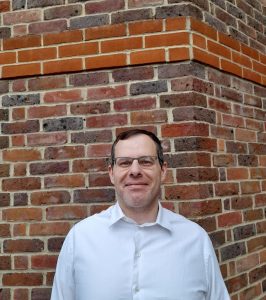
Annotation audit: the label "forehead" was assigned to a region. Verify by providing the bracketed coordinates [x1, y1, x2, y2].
[114, 134, 157, 156]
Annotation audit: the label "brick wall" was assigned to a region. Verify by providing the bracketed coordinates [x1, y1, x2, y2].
[0, 1, 266, 299]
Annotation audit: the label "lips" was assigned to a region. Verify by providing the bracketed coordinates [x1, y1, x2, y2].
[125, 183, 148, 187]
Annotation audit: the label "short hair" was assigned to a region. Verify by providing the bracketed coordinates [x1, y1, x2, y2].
[110, 129, 164, 168]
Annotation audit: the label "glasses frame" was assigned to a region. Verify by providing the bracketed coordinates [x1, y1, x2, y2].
[113, 156, 158, 169]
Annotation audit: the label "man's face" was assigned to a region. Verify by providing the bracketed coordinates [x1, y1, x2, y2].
[108, 134, 167, 216]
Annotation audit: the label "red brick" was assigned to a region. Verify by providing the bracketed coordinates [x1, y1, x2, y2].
[161, 123, 209, 137]
[3, 35, 41, 50]
[31, 255, 58, 269]
[131, 110, 168, 125]
[44, 174, 85, 188]
[218, 212, 242, 227]
[247, 236, 266, 253]
[146, 32, 189, 48]
[44, 146, 85, 159]
[72, 158, 109, 173]
[165, 17, 186, 31]
[43, 89, 82, 103]
[12, 107, 25, 120]
[192, 47, 220, 68]
[244, 209, 264, 222]
[192, 33, 206, 49]
[2, 177, 41, 191]
[129, 19, 163, 35]
[2, 63, 41, 78]
[190, 18, 217, 40]
[28, 76, 66, 91]
[236, 253, 260, 273]
[130, 49, 165, 65]
[89, 173, 111, 187]
[46, 205, 87, 220]
[3, 10, 41, 25]
[3, 149, 41, 162]
[101, 37, 142, 53]
[31, 191, 70, 205]
[43, 58, 83, 75]
[3, 273, 43, 286]
[255, 194, 266, 207]
[223, 115, 245, 128]
[85, 54, 126, 70]
[43, 30, 83, 45]
[243, 68, 262, 84]
[208, 40, 231, 59]
[221, 59, 243, 77]
[0, 1, 10, 12]
[218, 32, 241, 51]
[27, 132, 68, 146]
[169, 47, 190, 62]
[87, 144, 112, 157]
[3, 208, 42, 221]
[225, 274, 248, 294]
[0, 52, 16, 64]
[14, 256, 28, 270]
[241, 44, 259, 60]
[165, 184, 213, 200]
[215, 182, 239, 196]
[227, 168, 249, 180]
[30, 222, 70, 236]
[86, 114, 127, 128]
[232, 51, 252, 68]
[59, 42, 98, 57]
[28, 105, 67, 118]
[179, 199, 222, 217]
[87, 85, 127, 100]
[85, 24, 126, 40]
[18, 47, 56, 62]
[4, 239, 44, 253]
[241, 181, 261, 194]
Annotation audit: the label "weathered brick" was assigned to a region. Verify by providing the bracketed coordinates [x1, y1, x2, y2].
[89, 172, 111, 187]
[4, 239, 44, 253]
[87, 85, 127, 100]
[156, 4, 202, 19]
[69, 72, 109, 87]
[221, 242, 246, 261]
[27, 132, 68, 146]
[176, 167, 219, 183]
[31, 191, 70, 205]
[71, 130, 112, 144]
[31, 288, 52, 300]
[46, 205, 87, 220]
[30, 222, 70, 237]
[2, 94, 40, 107]
[211, 126, 234, 140]
[2, 177, 41, 191]
[48, 237, 65, 252]
[2, 120, 39, 134]
[29, 19, 67, 35]
[43, 89, 82, 103]
[27, 0, 64, 8]
[225, 273, 248, 293]
[74, 188, 115, 203]
[0, 193, 11, 207]
[165, 153, 211, 168]
[3, 207, 42, 221]
[44, 4, 82, 20]
[179, 199, 221, 217]
[209, 230, 226, 248]
[3, 272, 43, 286]
[43, 117, 83, 132]
[173, 107, 216, 123]
[0, 164, 10, 178]
[233, 224, 256, 241]
[226, 141, 248, 154]
[44, 174, 85, 188]
[165, 184, 213, 200]
[175, 137, 217, 152]
[249, 265, 266, 284]
[238, 155, 258, 167]
[70, 15, 109, 30]
[71, 102, 110, 115]
[30, 161, 69, 175]
[44, 145, 84, 160]
[28, 76, 66, 91]
[3, 149, 41, 162]
[72, 158, 109, 173]
[171, 77, 214, 95]
[14, 193, 28, 206]
[130, 80, 167, 95]
[162, 123, 209, 137]
[131, 110, 168, 125]
[28, 105, 67, 119]
[112, 66, 154, 82]
[114, 97, 156, 111]
[111, 8, 152, 24]
[215, 182, 239, 196]
[0, 255, 11, 270]
[0, 224, 11, 237]
[85, 0, 124, 14]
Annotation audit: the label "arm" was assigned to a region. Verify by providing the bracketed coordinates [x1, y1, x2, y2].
[204, 235, 231, 300]
[51, 230, 75, 300]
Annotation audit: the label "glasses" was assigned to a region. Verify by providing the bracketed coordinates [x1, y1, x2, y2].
[113, 156, 158, 168]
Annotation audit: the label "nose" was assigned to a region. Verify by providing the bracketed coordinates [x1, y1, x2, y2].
[129, 159, 142, 176]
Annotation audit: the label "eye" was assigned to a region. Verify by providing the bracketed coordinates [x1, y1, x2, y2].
[117, 158, 132, 168]
[138, 156, 154, 167]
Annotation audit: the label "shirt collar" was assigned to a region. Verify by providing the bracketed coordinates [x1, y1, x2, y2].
[109, 201, 173, 232]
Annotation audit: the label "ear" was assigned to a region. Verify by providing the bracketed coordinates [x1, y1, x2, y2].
[108, 165, 115, 185]
[161, 161, 168, 183]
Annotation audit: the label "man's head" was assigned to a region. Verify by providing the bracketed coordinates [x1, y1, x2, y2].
[108, 129, 167, 222]
[110, 129, 164, 168]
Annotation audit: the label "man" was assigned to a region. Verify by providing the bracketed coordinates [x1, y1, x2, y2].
[51, 129, 230, 300]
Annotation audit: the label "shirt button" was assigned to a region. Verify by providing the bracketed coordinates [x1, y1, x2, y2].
[135, 252, 141, 257]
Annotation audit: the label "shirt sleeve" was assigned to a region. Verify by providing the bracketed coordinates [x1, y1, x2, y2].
[204, 234, 231, 300]
[51, 229, 75, 300]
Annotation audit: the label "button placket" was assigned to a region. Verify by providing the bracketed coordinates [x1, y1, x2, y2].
[132, 227, 141, 298]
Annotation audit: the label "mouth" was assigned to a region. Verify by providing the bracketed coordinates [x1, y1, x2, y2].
[125, 183, 148, 187]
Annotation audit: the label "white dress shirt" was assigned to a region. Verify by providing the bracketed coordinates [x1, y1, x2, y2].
[51, 202, 230, 300]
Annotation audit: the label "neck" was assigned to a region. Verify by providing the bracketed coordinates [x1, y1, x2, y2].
[119, 202, 159, 225]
